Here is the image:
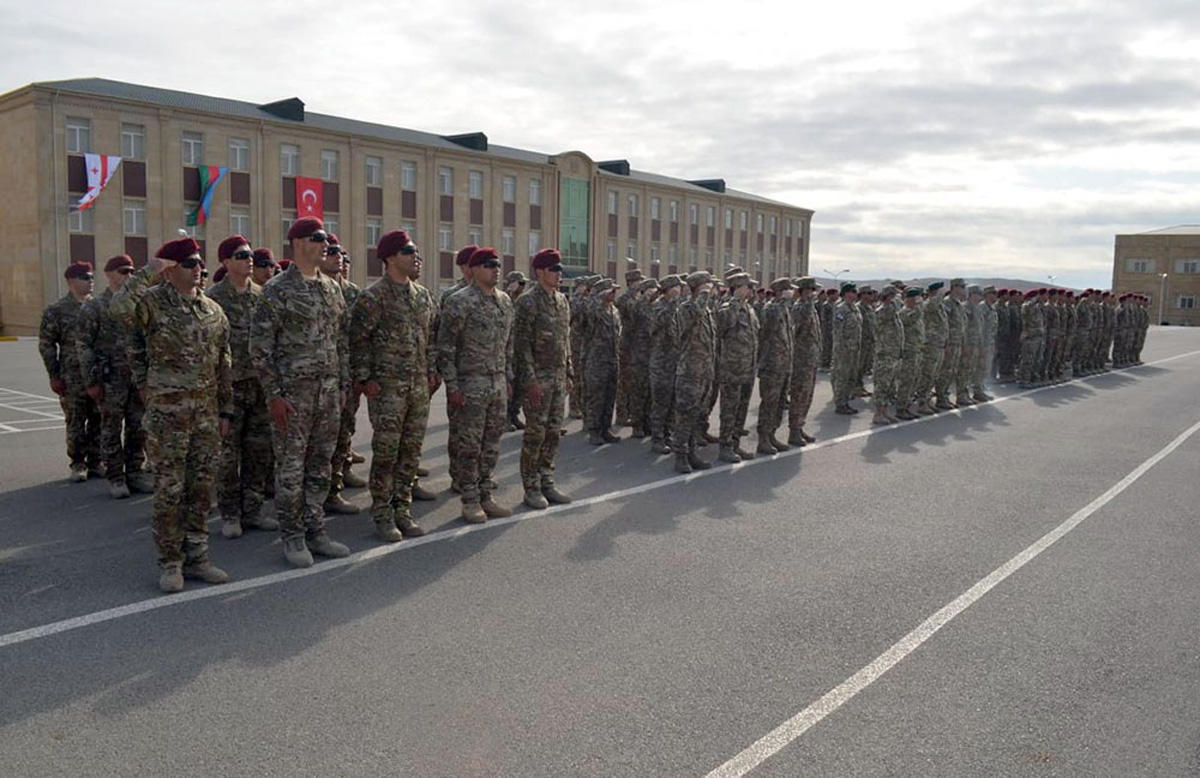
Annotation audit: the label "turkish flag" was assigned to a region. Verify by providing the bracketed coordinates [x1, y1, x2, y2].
[296, 176, 324, 220]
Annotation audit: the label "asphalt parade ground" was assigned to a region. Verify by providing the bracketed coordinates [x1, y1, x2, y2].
[2, 329, 1199, 777]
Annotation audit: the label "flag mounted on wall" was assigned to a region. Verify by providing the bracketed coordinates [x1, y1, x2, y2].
[187, 166, 229, 226]
[295, 176, 324, 220]
[76, 153, 122, 212]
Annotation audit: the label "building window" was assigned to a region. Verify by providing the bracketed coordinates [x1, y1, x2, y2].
[706, 249, 714, 267]
[281, 210, 296, 240]
[120, 124, 144, 160]
[122, 200, 146, 235]
[365, 156, 383, 187]
[502, 175, 516, 203]
[400, 222, 417, 242]
[230, 207, 251, 239]
[668, 245, 678, 265]
[770, 216, 777, 234]
[228, 138, 250, 171]
[688, 247, 698, 268]
[468, 228, 482, 246]
[366, 217, 382, 247]
[502, 229, 516, 255]
[1179, 295, 1196, 309]
[182, 206, 205, 240]
[528, 231, 540, 256]
[669, 200, 679, 222]
[756, 213, 764, 232]
[181, 131, 204, 166]
[68, 196, 93, 233]
[627, 243, 638, 260]
[280, 144, 299, 176]
[650, 245, 660, 264]
[689, 204, 699, 226]
[469, 170, 484, 199]
[706, 206, 716, 228]
[607, 191, 618, 215]
[739, 249, 747, 264]
[785, 218, 793, 237]
[529, 178, 542, 206]
[1177, 259, 1200, 274]
[650, 197, 661, 220]
[324, 216, 339, 236]
[438, 166, 454, 195]
[66, 117, 91, 154]
[628, 194, 639, 217]
[1126, 259, 1150, 273]
[606, 241, 616, 261]
[740, 211, 748, 230]
[438, 225, 454, 251]
[725, 208, 733, 229]
[320, 149, 339, 181]
[401, 161, 417, 191]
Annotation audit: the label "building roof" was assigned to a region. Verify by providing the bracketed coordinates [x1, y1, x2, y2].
[1133, 225, 1200, 236]
[26, 77, 811, 212]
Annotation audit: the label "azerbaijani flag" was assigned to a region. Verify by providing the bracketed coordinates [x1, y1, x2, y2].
[187, 166, 229, 226]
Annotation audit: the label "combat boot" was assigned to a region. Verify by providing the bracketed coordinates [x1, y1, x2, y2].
[349, 449, 366, 464]
[718, 445, 741, 464]
[674, 452, 693, 474]
[542, 484, 572, 504]
[284, 536, 313, 567]
[895, 408, 917, 421]
[768, 434, 791, 452]
[956, 395, 975, 407]
[462, 502, 487, 524]
[834, 404, 855, 415]
[757, 437, 778, 455]
[308, 533, 350, 558]
[158, 563, 184, 593]
[787, 428, 807, 447]
[872, 410, 891, 425]
[69, 463, 88, 483]
[914, 402, 935, 416]
[602, 428, 621, 444]
[323, 493, 361, 515]
[342, 468, 367, 488]
[687, 449, 712, 470]
[480, 497, 513, 518]
[735, 443, 757, 460]
[973, 391, 993, 402]
[587, 431, 605, 446]
[650, 437, 672, 454]
[801, 428, 816, 443]
[524, 490, 549, 510]
[412, 481, 437, 501]
[182, 561, 230, 584]
[510, 414, 526, 430]
[375, 519, 403, 543]
[109, 479, 131, 499]
[127, 471, 155, 493]
[416, 465, 430, 477]
[243, 513, 280, 532]
[396, 514, 427, 538]
[221, 518, 243, 539]
[701, 431, 719, 445]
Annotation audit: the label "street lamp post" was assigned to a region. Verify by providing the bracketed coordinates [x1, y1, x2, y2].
[1159, 272, 1168, 325]
[824, 267, 851, 284]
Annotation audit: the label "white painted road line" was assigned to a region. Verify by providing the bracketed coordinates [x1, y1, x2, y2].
[0, 350, 1198, 651]
[704, 416, 1200, 778]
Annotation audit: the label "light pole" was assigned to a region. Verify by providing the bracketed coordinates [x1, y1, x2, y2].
[1159, 272, 1168, 325]
[1047, 274, 1057, 287]
[824, 267, 851, 284]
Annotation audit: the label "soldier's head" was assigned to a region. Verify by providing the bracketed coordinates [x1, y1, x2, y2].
[949, 278, 967, 300]
[319, 233, 344, 276]
[686, 271, 713, 298]
[218, 235, 253, 283]
[984, 286, 997, 303]
[468, 247, 502, 290]
[728, 273, 751, 300]
[531, 249, 564, 290]
[456, 244, 480, 282]
[840, 281, 857, 302]
[103, 254, 134, 290]
[64, 261, 94, 298]
[638, 277, 660, 300]
[770, 277, 795, 300]
[968, 284, 983, 302]
[378, 230, 419, 282]
[506, 270, 527, 296]
[156, 237, 204, 295]
[794, 277, 818, 300]
[251, 248, 278, 284]
[287, 217, 328, 268]
[904, 287, 922, 307]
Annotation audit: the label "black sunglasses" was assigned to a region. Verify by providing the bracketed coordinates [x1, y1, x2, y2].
[78, 273, 94, 281]
[400, 243, 418, 256]
[200, 269, 209, 279]
[481, 259, 502, 269]
[232, 249, 253, 260]
[308, 231, 329, 243]
[546, 264, 564, 273]
[115, 267, 133, 275]
[253, 259, 276, 268]
[324, 245, 342, 256]
[179, 256, 204, 269]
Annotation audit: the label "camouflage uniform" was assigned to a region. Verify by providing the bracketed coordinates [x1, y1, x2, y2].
[818, 295, 834, 369]
[568, 288, 591, 419]
[615, 284, 639, 424]
[206, 277, 272, 526]
[672, 286, 717, 459]
[1018, 297, 1045, 386]
[960, 298, 983, 400]
[131, 283, 232, 568]
[627, 287, 656, 435]
[873, 298, 903, 409]
[919, 295, 948, 407]
[436, 284, 514, 507]
[513, 283, 572, 492]
[788, 293, 822, 436]
[830, 298, 862, 408]
[350, 275, 434, 526]
[250, 264, 349, 542]
[1100, 300, 1116, 367]
[436, 277, 472, 482]
[77, 287, 145, 485]
[937, 295, 965, 404]
[330, 276, 362, 496]
[581, 296, 621, 438]
[755, 295, 792, 446]
[975, 299, 998, 395]
[648, 288, 682, 450]
[856, 299, 876, 391]
[1041, 299, 1059, 383]
[897, 298, 926, 410]
[39, 293, 101, 470]
[714, 294, 759, 452]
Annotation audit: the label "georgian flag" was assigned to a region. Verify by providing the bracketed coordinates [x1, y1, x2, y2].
[76, 153, 122, 212]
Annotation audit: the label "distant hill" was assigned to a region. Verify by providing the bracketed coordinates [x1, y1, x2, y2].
[812, 277, 1084, 293]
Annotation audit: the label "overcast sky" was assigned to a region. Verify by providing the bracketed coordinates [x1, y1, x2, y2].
[6, 0, 1199, 288]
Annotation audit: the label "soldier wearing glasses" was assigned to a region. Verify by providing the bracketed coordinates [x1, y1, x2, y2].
[320, 234, 367, 516]
[250, 217, 352, 568]
[251, 247, 278, 285]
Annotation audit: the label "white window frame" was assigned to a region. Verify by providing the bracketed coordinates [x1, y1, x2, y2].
[529, 178, 541, 206]
[501, 228, 516, 256]
[365, 156, 383, 187]
[366, 217, 382, 247]
[1179, 295, 1196, 309]
[689, 204, 699, 226]
[740, 211, 748, 230]
[1176, 259, 1200, 274]
[607, 191, 618, 215]
[401, 161, 417, 191]
[650, 197, 661, 220]
[668, 245, 678, 265]
[438, 225, 454, 251]
[230, 206, 251, 239]
[628, 194, 639, 217]
[502, 175, 517, 203]
[400, 222, 417, 242]
[725, 208, 733, 229]
[669, 200, 679, 222]
[528, 231, 540, 256]
[280, 144, 299, 176]
[438, 166, 454, 196]
[66, 117, 91, 154]
[469, 170, 484, 199]
[650, 245, 660, 264]
[68, 196, 93, 233]
[281, 210, 297, 242]
[627, 243, 637, 260]
[320, 149, 339, 182]
[688, 247, 699, 268]
[756, 213, 764, 232]
[120, 124, 145, 160]
[123, 199, 146, 236]
[706, 206, 716, 228]
[468, 228, 482, 246]
[1127, 259, 1151, 273]
[228, 138, 250, 172]
[324, 216, 339, 237]
[606, 241, 616, 261]
[181, 131, 204, 166]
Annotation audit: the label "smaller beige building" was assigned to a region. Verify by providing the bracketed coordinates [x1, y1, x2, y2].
[1112, 226, 1200, 326]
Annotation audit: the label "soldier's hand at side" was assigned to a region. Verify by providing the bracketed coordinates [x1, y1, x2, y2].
[427, 374, 441, 395]
[525, 382, 543, 410]
[507, 381, 513, 399]
[219, 417, 232, 438]
[49, 378, 67, 396]
[86, 384, 104, 402]
[269, 397, 296, 430]
[448, 389, 466, 410]
[363, 380, 382, 398]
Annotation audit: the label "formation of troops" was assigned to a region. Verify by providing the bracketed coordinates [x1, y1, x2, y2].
[37, 222, 1153, 592]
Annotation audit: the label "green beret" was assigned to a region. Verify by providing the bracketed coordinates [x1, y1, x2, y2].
[927, 281, 945, 292]
[840, 281, 857, 294]
[905, 287, 923, 298]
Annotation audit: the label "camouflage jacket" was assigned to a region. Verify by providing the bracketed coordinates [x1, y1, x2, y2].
[831, 300, 863, 354]
[674, 293, 716, 383]
[350, 275, 435, 384]
[131, 282, 232, 410]
[859, 303, 877, 351]
[981, 302, 999, 347]
[899, 303, 925, 359]
[757, 299, 793, 377]
[436, 284, 514, 393]
[791, 298, 822, 367]
[649, 297, 682, 374]
[432, 277, 470, 344]
[77, 288, 133, 388]
[629, 294, 655, 370]
[964, 300, 983, 349]
[875, 300, 904, 357]
[581, 302, 620, 374]
[250, 264, 349, 400]
[616, 288, 638, 354]
[715, 298, 760, 384]
[512, 283, 572, 387]
[923, 296, 950, 347]
[944, 296, 966, 346]
[205, 277, 263, 383]
[38, 293, 90, 387]
[1021, 300, 1044, 338]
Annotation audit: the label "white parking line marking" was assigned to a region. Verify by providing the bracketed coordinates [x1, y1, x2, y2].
[1, 350, 1198, 651]
[704, 416, 1200, 778]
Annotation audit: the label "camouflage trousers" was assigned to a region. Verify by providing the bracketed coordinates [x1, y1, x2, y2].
[970, 345, 992, 394]
[831, 346, 860, 406]
[649, 364, 676, 444]
[1071, 334, 1089, 374]
[1018, 335, 1043, 384]
[272, 376, 341, 540]
[896, 350, 923, 409]
[672, 375, 713, 453]
[217, 378, 272, 523]
[856, 340, 874, 388]
[520, 373, 567, 491]
[757, 371, 790, 439]
[952, 345, 971, 398]
[448, 375, 507, 505]
[99, 372, 146, 482]
[820, 332, 833, 369]
[873, 355, 901, 408]
[569, 339, 585, 417]
[59, 385, 100, 468]
[936, 342, 961, 401]
[584, 360, 618, 434]
[144, 391, 218, 567]
[918, 343, 944, 405]
[787, 357, 818, 430]
[701, 368, 719, 435]
[717, 381, 753, 446]
[367, 377, 430, 523]
[628, 360, 652, 433]
[616, 342, 633, 423]
[330, 386, 361, 493]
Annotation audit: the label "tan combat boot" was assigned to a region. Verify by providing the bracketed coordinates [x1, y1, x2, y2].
[159, 563, 184, 593]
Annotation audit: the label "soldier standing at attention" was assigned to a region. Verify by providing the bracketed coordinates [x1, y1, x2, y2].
[251, 217, 351, 568]
[871, 285, 903, 424]
[568, 275, 597, 421]
[40, 261, 101, 482]
[504, 270, 529, 431]
[320, 235, 366, 517]
[437, 247, 515, 524]
[673, 271, 717, 473]
[973, 286, 998, 401]
[615, 267, 644, 427]
[648, 275, 684, 455]
[581, 278, 622, 446]
[895, 287, 926, 419]
[513, 249, 574, 510]
[350, 230, 437, 542]
[207, 236, 278, 539]
[627, 278, 659, 438]
[432, 245, 479, 493]
[818, 287, 836, 371]
[787, 277, 822, 446]
[251, 248, 278, 285]
[1017, 288, 1045, 388]
[78, 254, 149, 498]
[756, 277, 794, 454]
[912, 282, 945, 414]
[130, 238, 232, 593]
[937, 278, 967, 409]
[854, 286, 876, 398]
[714, 272, 759, 463]
[958, 285, 984, 405]
[831, 282, 863, 415]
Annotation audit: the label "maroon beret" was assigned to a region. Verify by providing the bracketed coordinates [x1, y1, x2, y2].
[468, 247, 500, 267]
[104, 254, 134, 272]
[252, 248, 276, 266]
[156, 237, 201, 262]
[277, 259, 292, 272]
[327, 233, 340, 246]
[286, 216, 324, 240]
[212, 266, 228, 284]
[1101, 291, 1111, 297]
[456, 244, 479, 267]
[64, 261, 93, 280]
[377, 230, 415, 261]
[1024, 289, 1038, 298]
[531, 248, 562, 271]
[217, 234, 250, 260]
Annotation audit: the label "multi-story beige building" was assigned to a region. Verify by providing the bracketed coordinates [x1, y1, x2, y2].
[0, 78, 813, 335]
[1113, 226, 1200, 326]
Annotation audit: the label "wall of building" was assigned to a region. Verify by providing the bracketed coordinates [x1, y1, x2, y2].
[1113, 234, 1200, 326]
[0, 93, 44, 335]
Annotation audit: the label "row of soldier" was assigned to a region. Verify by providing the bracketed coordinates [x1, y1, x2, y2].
[37, 222, 1151, 592]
